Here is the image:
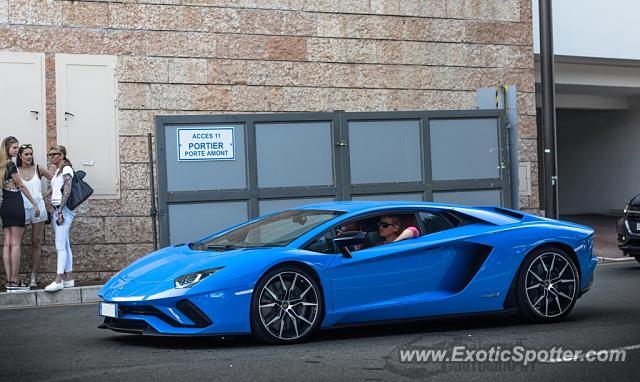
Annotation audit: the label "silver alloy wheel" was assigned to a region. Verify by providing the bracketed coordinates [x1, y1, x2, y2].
[525, 252, 577, 318]
[257, 271, 319, 341]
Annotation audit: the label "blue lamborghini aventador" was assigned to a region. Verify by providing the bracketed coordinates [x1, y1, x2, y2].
[98, 201, 597, 344]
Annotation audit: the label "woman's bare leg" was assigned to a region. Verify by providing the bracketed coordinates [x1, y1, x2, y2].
[3, 228, 13, 282]
[30, 222, 44, 274]
[9, 226, 24, 282]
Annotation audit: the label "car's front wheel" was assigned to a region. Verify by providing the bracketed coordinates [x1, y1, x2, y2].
[250, 266, 323, 344]
[516, 247, 580, 323]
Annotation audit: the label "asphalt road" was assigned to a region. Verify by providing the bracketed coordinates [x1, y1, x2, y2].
[1, 261, 639, 382]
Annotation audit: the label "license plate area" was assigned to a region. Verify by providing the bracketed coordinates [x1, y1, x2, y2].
[100, 302, 118, 318]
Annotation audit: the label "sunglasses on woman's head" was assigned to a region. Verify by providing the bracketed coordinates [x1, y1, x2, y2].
[20, 144, 32, 149]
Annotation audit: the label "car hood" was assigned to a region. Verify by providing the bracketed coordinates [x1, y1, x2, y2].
[114, 244, 286, 284]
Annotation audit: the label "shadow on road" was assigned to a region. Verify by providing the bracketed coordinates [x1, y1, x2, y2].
[101, 314, 531, 349]
[610, 263, 640, 272]
[104, 332, 261, 349]
[316, 314, 521, 343]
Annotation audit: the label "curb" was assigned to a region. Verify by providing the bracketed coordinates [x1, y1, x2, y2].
[597, 256, 637, 264]
[0, 285, 102, 310]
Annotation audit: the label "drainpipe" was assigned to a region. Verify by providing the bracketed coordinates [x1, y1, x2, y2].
[539, 0, 559, 219]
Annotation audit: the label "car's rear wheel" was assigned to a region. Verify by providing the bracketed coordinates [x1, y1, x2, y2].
[516, 247, 580, 323]
[250, 266, 323, 344]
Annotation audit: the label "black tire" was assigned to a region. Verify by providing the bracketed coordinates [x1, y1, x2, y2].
[634, 255, 640, 264]
[250, 266, 324, 344]
[515, 247, 580, 323]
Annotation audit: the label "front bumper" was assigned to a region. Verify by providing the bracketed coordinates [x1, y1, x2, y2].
[617, 215, 640, 255]
[98, 298, 213, 335]
[98, 282, 253, 336]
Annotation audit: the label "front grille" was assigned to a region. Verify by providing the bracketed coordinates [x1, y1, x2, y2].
[102, 317, 157, 334]
[119, 302, 212, 328]
[628, 218, 640, 234]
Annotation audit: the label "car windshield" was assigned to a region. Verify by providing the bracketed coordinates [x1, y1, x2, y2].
[203, 209, 343, 248]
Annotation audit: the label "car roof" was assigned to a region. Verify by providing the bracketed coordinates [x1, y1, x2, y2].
[292, 201, 459, 213]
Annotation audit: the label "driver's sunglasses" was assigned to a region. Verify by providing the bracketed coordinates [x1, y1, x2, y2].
[377, 222, 396, 228]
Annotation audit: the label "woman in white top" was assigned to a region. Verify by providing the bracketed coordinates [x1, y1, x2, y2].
[1, 137, 41, 293]
[44, 145, 76, 292]
[17, 144, 53, 287]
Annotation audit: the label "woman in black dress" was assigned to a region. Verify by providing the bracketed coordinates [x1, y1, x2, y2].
[1, 136, 40, 292]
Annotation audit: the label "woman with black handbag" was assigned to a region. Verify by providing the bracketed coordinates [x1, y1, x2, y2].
[44, 145, 77, 292]
[17, 144, 54, 288]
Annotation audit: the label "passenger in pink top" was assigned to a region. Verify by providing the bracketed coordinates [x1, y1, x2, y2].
[377, 215, 419, 245]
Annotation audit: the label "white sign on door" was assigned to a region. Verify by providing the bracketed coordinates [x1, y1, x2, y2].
[177, 127, 235, 161]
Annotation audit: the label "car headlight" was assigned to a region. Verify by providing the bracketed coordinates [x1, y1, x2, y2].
[624, 203, 629, 215]
[174, 266, 225, 289]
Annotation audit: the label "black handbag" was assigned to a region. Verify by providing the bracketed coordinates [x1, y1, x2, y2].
[64, 170, 94, 210]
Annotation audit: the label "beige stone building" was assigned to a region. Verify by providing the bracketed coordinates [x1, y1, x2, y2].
[0, 0, 537, 282]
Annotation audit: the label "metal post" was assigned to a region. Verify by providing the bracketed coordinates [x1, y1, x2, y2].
[147, 133, 158, 250]
[539, 0, 559, 219]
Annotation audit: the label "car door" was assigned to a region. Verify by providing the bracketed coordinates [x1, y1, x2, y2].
[328, 237, 448, 314]
[325, 208, 492, 323]
[327, 210, 450, 315]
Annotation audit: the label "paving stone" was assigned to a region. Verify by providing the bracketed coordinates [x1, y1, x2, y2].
[35, 288, 81, 306]
[81, 286, 101, 303]
[0, 291, 36, 308]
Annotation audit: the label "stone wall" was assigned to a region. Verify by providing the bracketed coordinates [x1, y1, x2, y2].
[0, 0, 537, 282]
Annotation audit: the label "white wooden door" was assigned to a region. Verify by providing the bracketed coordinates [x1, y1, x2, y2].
[0, 52, 46, 167]
[56, 54, 119, 198]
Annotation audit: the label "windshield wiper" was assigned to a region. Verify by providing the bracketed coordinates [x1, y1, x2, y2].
[188, 242, 238, 251]
[206, 244, 238, 250]
[239, 242, 288, 248]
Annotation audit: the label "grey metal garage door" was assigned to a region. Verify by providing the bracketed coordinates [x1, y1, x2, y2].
[156, 110, 509, 246]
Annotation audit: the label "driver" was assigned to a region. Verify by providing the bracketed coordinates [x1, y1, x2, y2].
[376, 215, 419, 245]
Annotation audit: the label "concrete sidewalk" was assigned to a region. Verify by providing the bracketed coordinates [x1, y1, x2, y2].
[0, 285, 101, 310]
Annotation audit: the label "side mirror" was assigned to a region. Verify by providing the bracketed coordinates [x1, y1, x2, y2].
[333, 231, 367, 258]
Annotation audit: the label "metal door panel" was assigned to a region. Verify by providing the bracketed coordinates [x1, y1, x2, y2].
[56, 54, 118, 198]
[0, 52, 46, 167]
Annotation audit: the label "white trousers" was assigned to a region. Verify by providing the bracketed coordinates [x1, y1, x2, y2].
[53, 206, 76, 274]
